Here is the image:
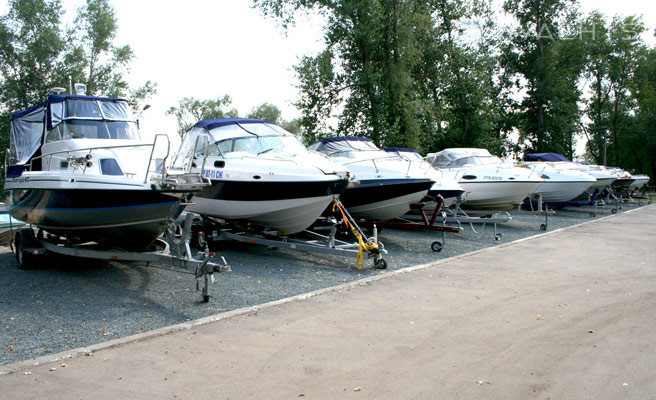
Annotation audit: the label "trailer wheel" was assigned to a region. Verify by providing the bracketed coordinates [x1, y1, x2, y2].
[374, 258, 387, 269]
[15, 228, 37, 270]
[611, 208, 617, 214]
[540, 224, 547, 231]
[431, 241, 443, 252]
[494, 233, 503, 241]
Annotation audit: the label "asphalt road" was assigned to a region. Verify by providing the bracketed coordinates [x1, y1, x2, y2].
[0, 200, 647, 366]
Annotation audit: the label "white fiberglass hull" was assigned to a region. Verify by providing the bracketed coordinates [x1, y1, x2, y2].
[189, 194, 337, 234]
[346, 189, 430, 220]
[533, 181, 596, 202]
[459, 181, 542, 211]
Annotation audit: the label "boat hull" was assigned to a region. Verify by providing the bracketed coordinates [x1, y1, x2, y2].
[188, 179, 347, 234]
[533, 181, 596, 202]
[338, 179, 434, 220]
[459, 181, 542, 211]
[6, 188, 185, 250]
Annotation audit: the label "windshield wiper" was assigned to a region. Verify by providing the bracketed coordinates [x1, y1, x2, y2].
[257, 148, 273, 155]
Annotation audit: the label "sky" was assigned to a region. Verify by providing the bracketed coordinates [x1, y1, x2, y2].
[2, 0, 656, 153]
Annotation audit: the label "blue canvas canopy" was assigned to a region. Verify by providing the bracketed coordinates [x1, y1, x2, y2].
[9, 94, 133, 164]
[384, 147, 419, 154]
[192, 118, 274, 131]
[523, 153, 571, 162]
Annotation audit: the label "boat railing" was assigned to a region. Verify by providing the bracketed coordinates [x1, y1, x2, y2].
[144, 134, 170, 183]
[21, 136, 174, 182]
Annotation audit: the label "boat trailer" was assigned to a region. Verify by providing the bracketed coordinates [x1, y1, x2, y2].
[191, 200, 388, 270]
[11, 213, 230, 302]
[376, 196, 462, 252]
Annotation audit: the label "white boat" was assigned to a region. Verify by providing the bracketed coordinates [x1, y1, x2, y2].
[3, 87, 206, 250]
[518, 162, 597, 203]
[171, 118, 350, 234]
[308, 137, 434, 220]
[426, 148, 543, 213]
[383, 147, 464, 208]
[523, 153, 616, 197]
[629, 174, 650, 192]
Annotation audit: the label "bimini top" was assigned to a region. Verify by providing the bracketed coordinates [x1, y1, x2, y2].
[426, 148, 493, 167]
[9, 94, 135, 165]
[308, 136, 379, 155]
[384, 147, 420, 154]
[523, 153, 571, 162]
[192, 118, 275, 131]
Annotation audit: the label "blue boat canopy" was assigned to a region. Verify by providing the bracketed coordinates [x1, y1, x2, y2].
[9, 94, 135, 165]
[384, 147, 419, 154]
[192, 118, 274, 131]
[524, 153, 570, 162]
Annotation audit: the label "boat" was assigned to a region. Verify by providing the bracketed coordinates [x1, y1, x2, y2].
[0, 203, 27, 246]
[629, 174, 650, 193]
[308, 137, 435, 220]
[383, 147, 464, 208]
[522, 153, 616, 197]
[170, 118, 350, 234]
[3, 87, 206, 251]
[519, 155, 597, 203]
[425, 148, 543, 213]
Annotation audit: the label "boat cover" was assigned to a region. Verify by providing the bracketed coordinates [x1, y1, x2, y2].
[425, 148, 492, 167]
[523, 153, 571, 162]
[192, 118, 274, 131]
[384, 147, 419, 154]
[308, 136, 379, 155]
[9, 94, 132, 165]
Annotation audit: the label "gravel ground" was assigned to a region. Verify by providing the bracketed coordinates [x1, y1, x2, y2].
[0, 198, 650, 366]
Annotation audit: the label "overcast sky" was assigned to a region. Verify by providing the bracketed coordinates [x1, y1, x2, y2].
[3, 0, 655, 152]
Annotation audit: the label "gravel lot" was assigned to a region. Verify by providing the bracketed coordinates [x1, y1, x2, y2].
[0, 199, 649, 366]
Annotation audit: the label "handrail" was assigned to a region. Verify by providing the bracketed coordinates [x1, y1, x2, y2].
[144, 134, 170, 183]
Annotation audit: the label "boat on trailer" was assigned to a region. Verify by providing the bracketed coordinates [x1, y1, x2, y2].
[3, 87, 207, 251]
[171, 118, 350, 235]
[308, 137, 435, 221]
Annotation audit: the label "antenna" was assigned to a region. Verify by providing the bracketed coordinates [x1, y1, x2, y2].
[49, 87, 66, 95]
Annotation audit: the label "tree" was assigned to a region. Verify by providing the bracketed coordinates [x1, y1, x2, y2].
[166, 96, 239, 137]
[0, 0, 65, 112]
[247, 102, 282, 122]
[247, 102, 302, 135]
[580, 13, 646, 166]
[502, 0, 585, 159]
[256, 0, 427, 149]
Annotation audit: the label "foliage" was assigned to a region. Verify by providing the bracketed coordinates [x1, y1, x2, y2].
[501, 0, 585, 159]
[256, 0, 520, 155]
[246, 102, 302, 135]
[166, 96, 239, 137]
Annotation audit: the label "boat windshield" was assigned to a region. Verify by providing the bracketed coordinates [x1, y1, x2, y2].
[449, 155, 502, 167]
[45, 120, 139, 142]
[210, 134, 307, 158]
[204, 122, 307, 158]
[45, 98, 139, 142]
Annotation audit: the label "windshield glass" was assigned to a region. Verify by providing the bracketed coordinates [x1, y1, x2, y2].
[203, 122, 307, 158]
[210, 135, 307, 157]
[45, 120, 139, 142]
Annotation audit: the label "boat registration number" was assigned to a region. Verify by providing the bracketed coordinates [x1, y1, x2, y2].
[204, 169, 223, 179]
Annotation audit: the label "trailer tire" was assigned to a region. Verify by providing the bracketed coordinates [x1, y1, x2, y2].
[374, 258, 387, 269]
[431, 241, 443, 252]
[15, 228, 38, 270]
